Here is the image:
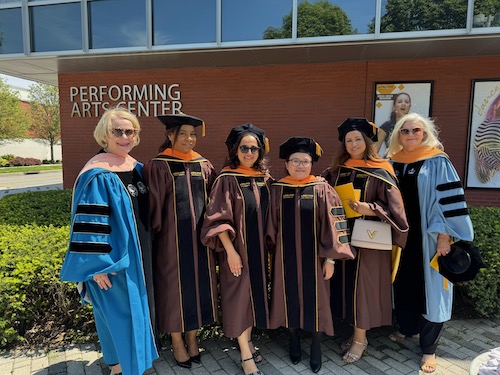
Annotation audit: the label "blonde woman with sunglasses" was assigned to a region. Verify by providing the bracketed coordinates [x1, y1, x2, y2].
[387, 113, 474, 373]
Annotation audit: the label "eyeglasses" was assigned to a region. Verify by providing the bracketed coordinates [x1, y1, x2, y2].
[288, 159, 312, 167]
[400, 128, 422, 136]
[239, 145, 260, 154]
[111, 128, 138, 138]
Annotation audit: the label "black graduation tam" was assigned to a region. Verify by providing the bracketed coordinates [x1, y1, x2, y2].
[225, 123, 269, 153]
[437, 240, 485, 283]
[157, 113, 206, 136]
[338, 118, 378, 142]
[279, 137, 323, 162]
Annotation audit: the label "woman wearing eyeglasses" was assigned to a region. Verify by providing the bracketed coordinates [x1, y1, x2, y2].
[387, 113, 473, 373]
[266, 137, 354, 373]
[60, 108, 158, 375]
[201, 123, 271, 375]
[322, 118, 408, 364]
[143, 114, 218, 369]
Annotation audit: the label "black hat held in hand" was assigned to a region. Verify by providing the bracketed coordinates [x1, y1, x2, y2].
[225, 123, 269, 153]
[279, 137, 323, 162]
[437, 240, 485, 283]
[338, 118, 378, 142]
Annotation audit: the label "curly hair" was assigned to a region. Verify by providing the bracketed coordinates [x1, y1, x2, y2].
[331, 131, 383, 169]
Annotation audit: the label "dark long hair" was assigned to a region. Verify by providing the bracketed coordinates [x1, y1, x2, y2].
[158, 126, 181, 152]
[223, 133, 269, 173]
[389, 92, 412, 123]
[331, 132, 383, 170]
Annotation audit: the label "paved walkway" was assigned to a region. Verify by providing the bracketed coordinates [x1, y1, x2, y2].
[1, 319, 499, 375]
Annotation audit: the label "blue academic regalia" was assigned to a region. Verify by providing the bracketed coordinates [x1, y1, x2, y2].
[393, 154, 474, 323]
[60, 165, 158, 375]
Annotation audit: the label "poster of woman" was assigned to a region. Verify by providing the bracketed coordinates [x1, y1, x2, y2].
[466, 79, 500, 189]
[373, 81, 433, 156]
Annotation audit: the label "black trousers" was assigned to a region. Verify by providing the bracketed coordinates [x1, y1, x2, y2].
[395, 309, 444, 354]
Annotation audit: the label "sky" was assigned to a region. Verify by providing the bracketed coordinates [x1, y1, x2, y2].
[0, 74, 35, 90]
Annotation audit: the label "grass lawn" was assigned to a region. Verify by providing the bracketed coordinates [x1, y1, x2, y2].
[0, 164, 62, 174]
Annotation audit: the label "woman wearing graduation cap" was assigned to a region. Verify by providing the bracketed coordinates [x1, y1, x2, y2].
[143, 113, 218, 369]
[201, 123, 271, 375]
[266, 137, 354, 373]
[386, 113, 473, 373]
[322, 118, 409, 364]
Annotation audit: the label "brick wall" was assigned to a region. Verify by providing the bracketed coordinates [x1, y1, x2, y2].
[59, 55, 500, 207]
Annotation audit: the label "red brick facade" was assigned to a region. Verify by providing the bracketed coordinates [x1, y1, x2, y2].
[59, 55, 500, 207]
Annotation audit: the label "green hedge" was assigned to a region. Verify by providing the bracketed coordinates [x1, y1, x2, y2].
[0, 191, 498, 350]
[458, 207, 500, 318]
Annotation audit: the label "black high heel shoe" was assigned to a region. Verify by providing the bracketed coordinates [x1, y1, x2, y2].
[190, 353, 201, 364]
[289, 330, 301, 365]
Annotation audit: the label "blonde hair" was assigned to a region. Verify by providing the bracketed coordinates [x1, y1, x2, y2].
[386, 113, 443, 157]
[93, 107, 141, 148]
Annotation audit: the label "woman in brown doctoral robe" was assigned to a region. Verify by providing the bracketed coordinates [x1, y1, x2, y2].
[266, 137, 354, 374]
[143, 113, 218, 369]
[323, 118, 408, 364]
[202, 123, 271, 375]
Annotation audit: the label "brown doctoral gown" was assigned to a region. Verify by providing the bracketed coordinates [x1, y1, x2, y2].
[266, 177, 354, 336]
[323, 165, 409, 330]
[143, 150, 218, 333]
[201, 168, 271, 338]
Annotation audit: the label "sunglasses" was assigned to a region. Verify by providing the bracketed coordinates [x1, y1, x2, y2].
[400, 127, 422, 136]
[288, 159, 312, 167]
[111, 128, 138, 138]
[239, 145, 260, 154]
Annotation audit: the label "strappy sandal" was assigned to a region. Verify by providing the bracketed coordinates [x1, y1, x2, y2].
[342, 340, 367, 364]
[389, 331, 419, 342]
[420, 354, 437, 373]
[249, 340, 263, 363]
[241, 357, 264, 375]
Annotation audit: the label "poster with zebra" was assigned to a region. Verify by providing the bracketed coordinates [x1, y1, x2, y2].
[466, 79, 500, 188]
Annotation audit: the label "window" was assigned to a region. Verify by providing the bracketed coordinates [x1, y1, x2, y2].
[0, 8, 23, 54]
[30, 3, 82, 52]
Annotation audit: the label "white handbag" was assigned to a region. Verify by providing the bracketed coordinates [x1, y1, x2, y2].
[350, 218, 392, 250]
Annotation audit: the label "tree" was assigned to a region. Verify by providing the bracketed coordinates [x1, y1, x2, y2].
[0, 78, 29, 143]
[370, 0, 499, 33]
[263, 1, 354, 39]
[29, 83, 60, 162]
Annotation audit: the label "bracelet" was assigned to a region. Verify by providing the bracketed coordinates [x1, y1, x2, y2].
[325, 258, 335, 265]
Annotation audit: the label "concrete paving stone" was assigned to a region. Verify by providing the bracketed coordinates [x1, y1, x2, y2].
[83, 364, 103, 375]
[381, 357, 415, 374]
[363, 355, 391, 371]
[208, 371, 229, 375]
[32, 369, 48, 375]
[0, 363, 14, 373]
[31, 358, 49, 371]
[66, 361, 85, 375]
[13, 357, 32, 368]
[12, 366, 31, 375]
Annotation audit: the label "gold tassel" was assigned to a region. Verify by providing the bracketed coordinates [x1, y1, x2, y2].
[265, 137, 270, 153]
[315, 142, 323, 157]
[201, 122, 206, 137]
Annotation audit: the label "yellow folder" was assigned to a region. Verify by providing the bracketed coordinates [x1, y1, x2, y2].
[334, 183, 362, 218]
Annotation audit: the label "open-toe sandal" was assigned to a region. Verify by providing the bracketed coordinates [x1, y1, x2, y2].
[388, 331, 406, 342]
[342, 340, 367, 364]
[420, 355, 437, 373]
[242, 357, 264, 375]
[249, 340, 263, 363]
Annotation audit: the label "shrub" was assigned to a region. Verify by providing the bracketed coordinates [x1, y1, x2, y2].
[1, 154, 15, 160]
[457, 207, 500, 318]
[0, 190, 72, 227]
[8, 157, 42, 166]
[0, 224, 94, 349]
[0, 158, 8, 167]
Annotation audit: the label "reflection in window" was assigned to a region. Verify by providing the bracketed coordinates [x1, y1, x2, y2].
[89, 0, 146, 49]
[153, 0, 215, 45]
[222, 0, 292, 41]
[30, 4, 82, 52]
[380, 0, 467, 32]
[473, 1, 500, 28]
[0, 8, 23, 54]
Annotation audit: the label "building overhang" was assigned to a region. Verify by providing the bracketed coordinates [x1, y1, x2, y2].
[0, 34, 499, 86]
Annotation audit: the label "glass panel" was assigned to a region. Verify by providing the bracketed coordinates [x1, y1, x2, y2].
[153, 0, 215, 45]
[30, 4, 82, 52]
[89, 0, 146, 49]
[297, 0, 374, 37]
[473, 2, 500, 28]
[0, 8, 23, 54]
[0, 0, 21, 3]
[381, 0, 467, 32]
[222, 0, 293, 41]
